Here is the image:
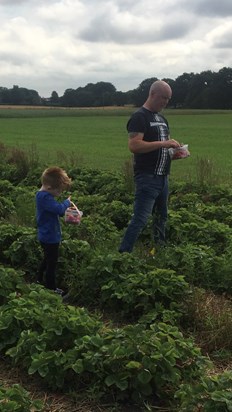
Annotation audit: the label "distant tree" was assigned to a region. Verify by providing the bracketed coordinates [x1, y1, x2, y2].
[28, 89, 41, 105]
[7, 85, 41, 105]
[161, 78, 175, 107]
[75, 90, 93, 107]
[183, 70, 216, 108]
[209, 67, 232, 109]
[10, 85, 23, 104]
[172, 72, 195, 108]
[85, 82, 116, 106]
[132, 77, 158, 106]
[61, 88, 78, 106]
[1, 67, 231, 109]
[0, 87, 9, 104]
[113, 91, 127, 106]
[124, 90, 135, 105]
[50, 91, 60, 105]
[60, 82, 116, 107]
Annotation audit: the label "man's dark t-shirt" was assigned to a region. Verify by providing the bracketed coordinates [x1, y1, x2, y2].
[127, 107, 171, 175]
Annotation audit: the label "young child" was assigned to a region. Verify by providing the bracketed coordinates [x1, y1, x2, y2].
[35, 166, 72, 296]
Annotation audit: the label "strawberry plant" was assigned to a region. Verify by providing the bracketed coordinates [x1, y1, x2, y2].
[0, 384, 43, 411]
[4, 231, 41, 273]
[0, 224, 33, 263]
[176, 370, 232, 411]
[65, 251, 150, 305]
[101, 200, 132, 229]
[101, 268, 189, 322]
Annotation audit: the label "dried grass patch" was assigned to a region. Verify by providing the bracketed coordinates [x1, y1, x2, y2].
[188, 288, 232, 353]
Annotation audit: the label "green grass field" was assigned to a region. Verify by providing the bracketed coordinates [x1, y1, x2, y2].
[0, 107, 231, 182]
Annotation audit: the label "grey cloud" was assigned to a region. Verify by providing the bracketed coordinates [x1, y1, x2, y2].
[0, 0, 25, 4]
[214, 29, 232, 48]
[80, 15, 191, 44]
[0, 51, 31, 65]
[182, 0, 232, 17]
[159, 22, 190, 41]
[2, 0, 56, 3]
[0, 0, 56, 5]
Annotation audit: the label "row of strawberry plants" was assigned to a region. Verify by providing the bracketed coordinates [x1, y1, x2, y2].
[0, 266, 211, 408]
[0, 167, 232, 410]
[1, 266, 232, 410]
[1, 217, 232, 300]
[0, 221, 221, 327]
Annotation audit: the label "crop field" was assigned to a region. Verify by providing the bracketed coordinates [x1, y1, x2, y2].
[0, 106, 232, 411]
[0, 106, 232, 182]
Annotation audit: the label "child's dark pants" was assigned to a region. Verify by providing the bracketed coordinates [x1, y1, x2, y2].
[38, 242, 59, 290]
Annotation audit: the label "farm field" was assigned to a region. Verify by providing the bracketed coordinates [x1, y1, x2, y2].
[0, 107, 232, 411]
[0, 106, 231, 182]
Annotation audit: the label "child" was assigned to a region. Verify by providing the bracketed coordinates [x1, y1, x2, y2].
[35, 166, 72, 296]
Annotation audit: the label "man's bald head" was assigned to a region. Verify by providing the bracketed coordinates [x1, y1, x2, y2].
[144, 80, 172, 112]
[149, 80, 172, 96]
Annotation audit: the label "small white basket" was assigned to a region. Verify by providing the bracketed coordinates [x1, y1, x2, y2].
[65, 202, 83, 225]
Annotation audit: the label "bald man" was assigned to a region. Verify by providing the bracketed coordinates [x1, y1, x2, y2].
[119, 80, 180, 253]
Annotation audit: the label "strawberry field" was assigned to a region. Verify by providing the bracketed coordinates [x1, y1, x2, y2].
[0, 144, 232, 412]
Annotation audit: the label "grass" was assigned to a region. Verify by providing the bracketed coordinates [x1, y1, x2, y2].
[0, 107, 232, 182]
[188, 288, 232, 354]
[0, 115, 130, 170]
[170, 113, 232, 183]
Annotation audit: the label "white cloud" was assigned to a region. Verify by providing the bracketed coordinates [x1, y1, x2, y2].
[0, 0, 231, 97]
[206, 21, 232, 49]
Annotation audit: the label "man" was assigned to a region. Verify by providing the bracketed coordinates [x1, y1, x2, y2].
[119, 80, 180, 253]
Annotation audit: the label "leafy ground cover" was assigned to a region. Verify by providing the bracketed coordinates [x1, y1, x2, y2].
[0, 127, 232, 410]
[0, 359, 112, 412]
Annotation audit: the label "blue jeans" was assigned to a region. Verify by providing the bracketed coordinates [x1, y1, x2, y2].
[119, 173, 168, 253]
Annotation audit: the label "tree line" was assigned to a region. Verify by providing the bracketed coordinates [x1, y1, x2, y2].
[0, 67, 231, 109]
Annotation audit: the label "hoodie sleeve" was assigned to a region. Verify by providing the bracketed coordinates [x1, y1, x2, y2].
[37, 192, 71, 216]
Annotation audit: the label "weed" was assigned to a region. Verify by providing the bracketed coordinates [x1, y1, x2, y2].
[195, 156, 222, 186]
[186, 288, 232, 352]
[121, 157, 134, 194]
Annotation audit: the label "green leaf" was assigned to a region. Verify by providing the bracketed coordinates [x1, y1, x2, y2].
[105, 375, 116, 387]
[138, 369, 152, 384]
[115, 378, 128, 391]
[126, 361, 142, 370]
[72, 360, 84, 374]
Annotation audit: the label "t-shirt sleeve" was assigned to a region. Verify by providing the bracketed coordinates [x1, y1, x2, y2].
[127, 112, 147, 134]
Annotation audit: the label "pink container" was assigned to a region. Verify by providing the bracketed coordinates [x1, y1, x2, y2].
[65, 202, 83, 225]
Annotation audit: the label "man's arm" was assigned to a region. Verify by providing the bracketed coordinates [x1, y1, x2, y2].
[128, 132, 181, 154]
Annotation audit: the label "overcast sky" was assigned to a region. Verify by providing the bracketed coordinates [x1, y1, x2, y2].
[0, 0, 231, 97]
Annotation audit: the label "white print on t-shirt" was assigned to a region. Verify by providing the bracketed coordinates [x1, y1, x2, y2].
[150, 122, 167, 127]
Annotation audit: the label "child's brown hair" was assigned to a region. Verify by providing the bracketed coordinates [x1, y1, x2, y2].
[41, 167, 72, 190]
